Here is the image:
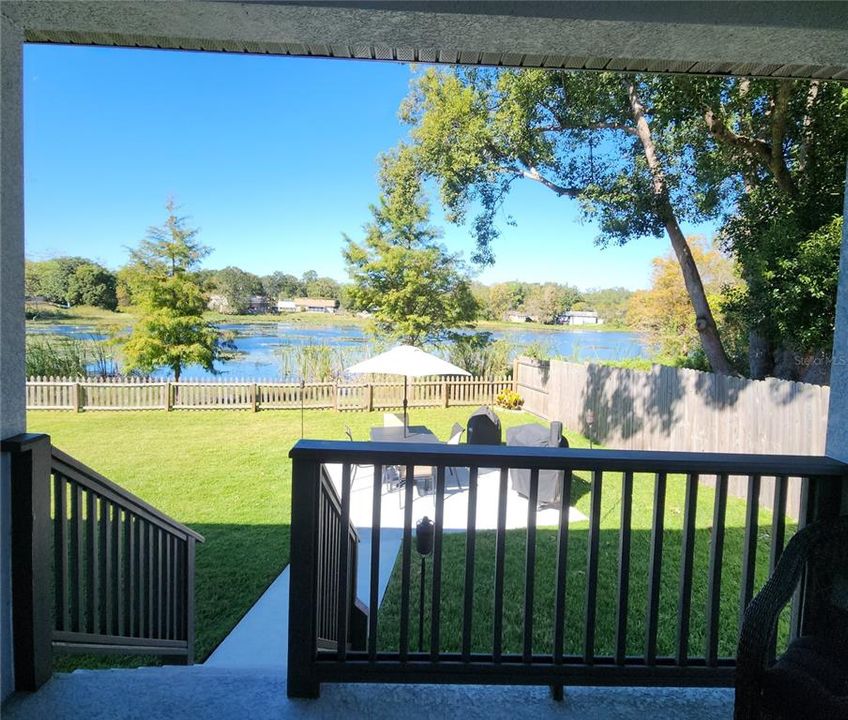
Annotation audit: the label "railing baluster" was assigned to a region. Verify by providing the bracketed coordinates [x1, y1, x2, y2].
[86, 489, 97, 633]
[523, 468, 539, 663]
[167, 532, 173, 639]
[336, 464, 352, 661]
[615, 471, 633, 665]
[430, 465, 446, 660]
[128, 514, 137, 636]
[553, 470, 573, 663]
[70, 481, 83, 633]
[739, 474, 761, 635]
[492, 468, 508, 661]
[368, 464, 383, 660]
[113, 505, 122, 636]
[316, 490, 325, 641]
[705, 473, 728, 666]
[769, 475, 788, 573]
[676, 473, 699, 666]
[767, 475, 789, 662]
[645, 472, 667, 664]
[399, 463, 414, 660]
[461, 467, 479, 661]
[584, 470, 602, 665]
[54, 472, 68, 632]
[102, 499, 112, 634]
[789, 477, 811, 640]
[147, 523, 155, 638]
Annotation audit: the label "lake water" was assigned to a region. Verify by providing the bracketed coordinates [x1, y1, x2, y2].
[27, 321, 647, 380]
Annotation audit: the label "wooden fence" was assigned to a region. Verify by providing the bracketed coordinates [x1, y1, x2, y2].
[26, 375, 514, 413]
[514, 357, 831, 518]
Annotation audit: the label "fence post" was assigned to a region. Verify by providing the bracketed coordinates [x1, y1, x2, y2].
[251, 383, 258, 413]
[1, 433, 53, 690]
[287, 456, 322, 698]
[367, 383, 374, 412]
[73, 381, 82, 412]
[333, 383, 339, 412]
[166, 382, 173, 411]
[512, 359, 519, 392]
[442, 380, 449, 408]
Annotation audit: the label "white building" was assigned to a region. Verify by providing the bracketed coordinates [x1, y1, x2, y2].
[559, 310, 602, 326]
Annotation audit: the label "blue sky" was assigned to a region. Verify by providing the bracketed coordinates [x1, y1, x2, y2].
[24, 45, 716, 290]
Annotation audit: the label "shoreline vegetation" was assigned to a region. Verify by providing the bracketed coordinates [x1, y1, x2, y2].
[26, 304, 632, 333]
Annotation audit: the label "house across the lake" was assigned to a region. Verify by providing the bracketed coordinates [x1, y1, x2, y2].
[558, 310, 602, 325]
[294, 297, 339, 314]
[277, 299, 297, 312]
[247, 295, 273, 314]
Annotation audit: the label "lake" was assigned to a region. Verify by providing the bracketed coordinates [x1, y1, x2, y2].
[27, 321, 648, 380]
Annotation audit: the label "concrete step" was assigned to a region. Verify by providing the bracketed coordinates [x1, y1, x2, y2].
[3, 663, 733, 720]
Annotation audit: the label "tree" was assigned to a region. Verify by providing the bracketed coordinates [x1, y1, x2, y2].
[306, 276, 340, 300]
[393, 68, 735, 373]
[674, 77, 848, 380]
[122, 201, 232, 380]
[213, 266, 263, 314]
[27, 256, 118, 310]
[579, 287, 633, 326]
[66, 262, 118, 310]
[627, 237, 742, 367]
[524, 282, 581, 324]
[343, 147, 478, 346]
[262, 272, 304, 299]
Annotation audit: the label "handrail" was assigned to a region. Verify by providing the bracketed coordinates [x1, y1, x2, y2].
[51, 446, 204, 542]
[287, 440, 847, 699]
[290, 440, 848, 478]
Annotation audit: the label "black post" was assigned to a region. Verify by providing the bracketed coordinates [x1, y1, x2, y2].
[415, 517, 434, 653]
[287, 457, 321, 698]
[2, 433, 53, 690]
[419, 556, 426, 653]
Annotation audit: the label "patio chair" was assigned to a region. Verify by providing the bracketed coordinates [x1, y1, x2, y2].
[343, 426, 371, 485]
[735, 515, 848, 720]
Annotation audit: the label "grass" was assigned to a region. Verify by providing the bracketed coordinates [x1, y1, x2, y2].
[377, 456, 793, 660]
[28, 405, 540, 669]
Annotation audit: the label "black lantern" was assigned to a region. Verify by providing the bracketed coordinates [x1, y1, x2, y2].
[416, 516, 434, 556]
[415, 516, 435, 652]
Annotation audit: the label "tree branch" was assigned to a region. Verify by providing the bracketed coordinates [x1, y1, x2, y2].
[521, 166, 583, 197]
[535, 122, 638, 136]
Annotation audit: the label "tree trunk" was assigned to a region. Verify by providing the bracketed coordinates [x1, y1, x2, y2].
[748, 330, 773, 380]
[626, 81, 736, 376]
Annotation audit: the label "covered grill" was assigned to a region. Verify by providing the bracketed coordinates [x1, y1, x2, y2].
[466, 406, 502, 445]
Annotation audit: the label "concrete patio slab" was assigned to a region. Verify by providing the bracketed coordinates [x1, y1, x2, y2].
[323, 463, 588, 531]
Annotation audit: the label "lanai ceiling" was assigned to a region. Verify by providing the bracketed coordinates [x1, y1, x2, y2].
[3, 1, 848, 81]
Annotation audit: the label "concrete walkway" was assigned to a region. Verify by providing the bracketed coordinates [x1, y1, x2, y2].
[205, 527, 403, 669]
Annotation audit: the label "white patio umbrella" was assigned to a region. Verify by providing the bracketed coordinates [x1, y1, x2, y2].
[346, 345, 471, 435]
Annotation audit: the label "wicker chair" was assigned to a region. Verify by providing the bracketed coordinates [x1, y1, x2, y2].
[735, 515, 848, 720]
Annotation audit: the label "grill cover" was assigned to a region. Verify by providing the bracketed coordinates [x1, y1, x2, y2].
[507, 422, 569, 506]
[466, 406, 502, 445]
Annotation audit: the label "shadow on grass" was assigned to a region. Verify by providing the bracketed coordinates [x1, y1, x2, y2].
[53, 522, 290, 673]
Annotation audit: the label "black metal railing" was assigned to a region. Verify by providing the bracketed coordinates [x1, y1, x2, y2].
[315, 464, 361, 650]
[287, 440, 847, 698]
[3, 433, 203, 690]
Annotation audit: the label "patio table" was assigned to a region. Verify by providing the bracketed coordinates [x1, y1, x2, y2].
[369, 425, 441, 496]
[369, 426, 440, 443]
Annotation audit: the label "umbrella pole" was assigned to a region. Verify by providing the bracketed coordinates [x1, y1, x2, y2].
[403, 376, 408, 437]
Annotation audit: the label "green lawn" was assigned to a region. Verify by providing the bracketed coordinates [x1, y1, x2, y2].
[28, 405, 540, 668]
[378, 469, 792, 661]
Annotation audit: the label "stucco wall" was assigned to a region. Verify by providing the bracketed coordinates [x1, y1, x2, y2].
[0, 11, 24, 702]
[826, 160, 848, 467]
